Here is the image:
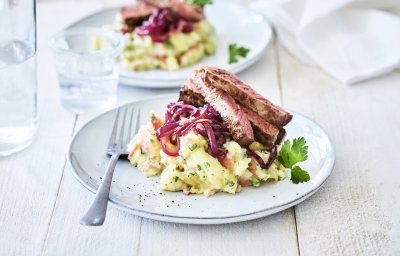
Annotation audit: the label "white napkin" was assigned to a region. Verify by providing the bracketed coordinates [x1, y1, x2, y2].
[251, 0, 400, 84]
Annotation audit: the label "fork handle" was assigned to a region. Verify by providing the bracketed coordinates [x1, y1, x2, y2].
[80, 153, 119, 226]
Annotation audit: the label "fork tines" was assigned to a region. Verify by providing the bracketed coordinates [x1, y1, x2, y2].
[107, 106, 140, 155]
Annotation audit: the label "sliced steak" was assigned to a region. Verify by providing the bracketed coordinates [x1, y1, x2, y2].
[141, 0, 171, 8]
[170, 0, 204, 22]
[179, 79, 206, 107]
[142, 0, 204, 21]
[120, 2, 156, 32]
[241, 105, 280, 150]
[276, 128, 287, 146]
[179, 83, 286, 149]
[190, 71, 254, 146]
[200, 66, 292, 128]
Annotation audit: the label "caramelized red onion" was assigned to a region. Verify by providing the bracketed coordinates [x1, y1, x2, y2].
[135, 9, 194, 42]
[156, 102, 230, 158]
[246, 145, 277, 170]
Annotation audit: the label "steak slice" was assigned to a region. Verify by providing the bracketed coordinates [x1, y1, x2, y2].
[179, 83, 286, 149]
[190, 71, 254, 146]
[140, 0, 171, 8]
[179, 79, 206, 107]
[200, 66, 292, 128]
[276, 128, 287, 146]
[241, 105, 280, 150]
[142, 0, 204, 21]
[120, 2, 156, 32]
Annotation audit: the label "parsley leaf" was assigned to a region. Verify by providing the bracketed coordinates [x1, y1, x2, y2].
[277, 137, 308, 168]
[185, 0, 213, 6]
[228, 43, 250, 64]
[290, 166, 310, 184]
[277, 137, 310, 184]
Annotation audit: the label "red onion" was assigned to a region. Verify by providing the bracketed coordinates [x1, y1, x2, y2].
[247, 146, 277, 170]
[156, 102, 230, 158]
[265, 145, 277, 168]
[135, 9, 194, 42]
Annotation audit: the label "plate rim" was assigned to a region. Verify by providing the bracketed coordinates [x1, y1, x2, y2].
[68, 94, 335, 224]
[65, 3, 273, 88]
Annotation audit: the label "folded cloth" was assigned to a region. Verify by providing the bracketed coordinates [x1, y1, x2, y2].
[251, 0, 400, 84]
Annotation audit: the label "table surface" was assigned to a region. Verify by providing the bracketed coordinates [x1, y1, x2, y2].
[1, 2, 400, 256]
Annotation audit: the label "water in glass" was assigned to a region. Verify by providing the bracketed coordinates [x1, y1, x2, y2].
[0, 41, 38, 156]
[50, 29, 121, 113]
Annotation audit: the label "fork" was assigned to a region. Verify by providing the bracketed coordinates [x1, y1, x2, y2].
[80, 106, 140, 226]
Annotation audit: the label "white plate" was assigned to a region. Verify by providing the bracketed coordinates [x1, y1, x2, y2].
[68, 95, 335, 224]
[67, 3, 273, 88]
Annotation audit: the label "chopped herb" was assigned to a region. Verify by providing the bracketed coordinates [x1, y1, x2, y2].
[250, 178, 261, 186]
[150, 138, 154, 143]
[204, 162, 210, 167]
[228, 43, 250, 64]
[185, 0, 213, 6]
[175, 165, 184, 172]
[225, 180, 235, 187]
[123, 44, 134, 51]
[190, 173, 195, 176]
[188, 144, 198, 151]
[196, 164, 202, 171]
[164, 40, 174, 48]
[174, 176, 179, 182]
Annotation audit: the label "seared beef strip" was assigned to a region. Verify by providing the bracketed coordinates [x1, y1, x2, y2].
[141, 0, 204, 21]
[190, 71, 254, 146]
[241, 105, 281, 150]
[180, 79, 206, 107]
[179, 85, 285, 150]
[120, 2, 156, 32]
[199, 66, 293, 128]
[276, 128, 287, 146]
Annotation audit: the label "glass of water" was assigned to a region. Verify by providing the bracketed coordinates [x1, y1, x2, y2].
[49, 28, 123, 113]
[0, 0, 38, 156]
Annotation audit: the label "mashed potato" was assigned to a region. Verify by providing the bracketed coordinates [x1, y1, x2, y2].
[128, 114, 287, 196]
[121, 20, 216, 71]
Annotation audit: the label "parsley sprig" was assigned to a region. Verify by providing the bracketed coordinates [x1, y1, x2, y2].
[277, 137, 310, 184]
[228, 43, 250, 64]
[185, 0, 213, 6]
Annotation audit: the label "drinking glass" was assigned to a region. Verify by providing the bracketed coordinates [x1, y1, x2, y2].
[0, 0, 38, 156]
[49, 28, 123, 113]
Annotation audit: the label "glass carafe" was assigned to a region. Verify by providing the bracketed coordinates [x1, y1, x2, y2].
[0, 0, 38, 156]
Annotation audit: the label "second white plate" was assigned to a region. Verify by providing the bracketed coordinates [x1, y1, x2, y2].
[69, 94, 335, 224]
[67, 2, 273, 88]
